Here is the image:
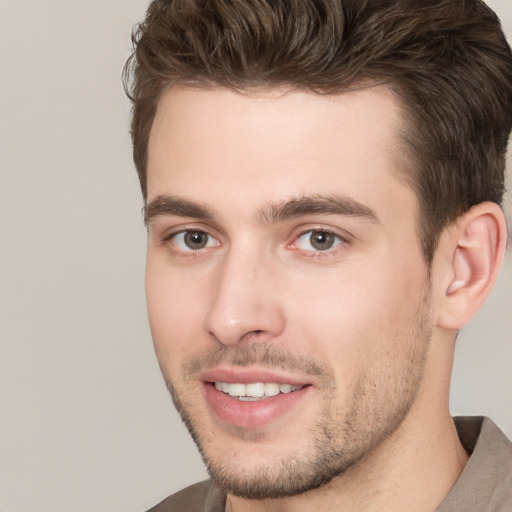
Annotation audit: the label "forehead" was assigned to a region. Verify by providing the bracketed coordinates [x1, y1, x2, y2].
[146, 85, 414, 220]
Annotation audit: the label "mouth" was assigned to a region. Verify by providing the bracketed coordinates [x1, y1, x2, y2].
[213, 381, 304, 401]
[200, 369, 312, 429]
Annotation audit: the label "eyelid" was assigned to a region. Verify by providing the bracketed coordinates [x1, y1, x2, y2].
[159, 224, 222, 254]
[158, 221, 217, 241]
[287, 226, 350, 253]
[173, 231, 219, 251]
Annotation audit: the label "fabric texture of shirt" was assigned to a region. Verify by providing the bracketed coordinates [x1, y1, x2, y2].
[146, 417, 512, 512]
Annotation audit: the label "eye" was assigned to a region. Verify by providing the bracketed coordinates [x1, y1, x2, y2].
[170, 230, 218, 251]
[293, 230, 344, 252]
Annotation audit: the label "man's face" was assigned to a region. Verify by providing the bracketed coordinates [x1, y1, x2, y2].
[145, 86, 434, 498]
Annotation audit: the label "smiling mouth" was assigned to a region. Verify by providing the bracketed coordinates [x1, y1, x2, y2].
[213, 382, 305, 401]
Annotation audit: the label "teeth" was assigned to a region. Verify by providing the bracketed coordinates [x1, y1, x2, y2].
[264, 383, 280, 397]
[279, 384, 292, 394]
[246, 382, 265, 397]
[227, 383, 246, 397]
[214, 382, 303, 399]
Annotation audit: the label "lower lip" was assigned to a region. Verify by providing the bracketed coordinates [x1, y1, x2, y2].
[203, 383, 311, 429]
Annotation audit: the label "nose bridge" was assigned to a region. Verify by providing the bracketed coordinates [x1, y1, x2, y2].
[203, 244, 285, 345]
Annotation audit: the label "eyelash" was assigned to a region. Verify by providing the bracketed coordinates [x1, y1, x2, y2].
[162, 227, 220, 256]
[161, 226, 349, 257]
[287, 228, 348, 256]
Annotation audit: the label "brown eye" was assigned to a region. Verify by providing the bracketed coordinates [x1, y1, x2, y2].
[183, 231, 209, 250]
[170, 230, 218, 252]
[309, 231, 336, 251]
[293, 230, 343, 252]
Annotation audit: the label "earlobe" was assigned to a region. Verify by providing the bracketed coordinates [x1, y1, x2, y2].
[438, 202, 507, 330]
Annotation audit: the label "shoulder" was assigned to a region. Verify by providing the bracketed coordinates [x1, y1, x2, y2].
[455, 416, 512, 463]
[438, 417, 512, 512]
[146, 479, 226, 512]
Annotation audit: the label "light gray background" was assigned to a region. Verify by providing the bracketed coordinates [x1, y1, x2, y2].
[1, 1, 511, 511]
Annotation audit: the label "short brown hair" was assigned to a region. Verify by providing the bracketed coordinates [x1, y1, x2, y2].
[123, 0, 512, 262]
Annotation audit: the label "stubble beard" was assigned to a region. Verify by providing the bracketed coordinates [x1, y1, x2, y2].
[161, 291, 433, 500]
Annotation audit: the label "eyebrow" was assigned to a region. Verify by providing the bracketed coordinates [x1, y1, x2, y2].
[144, 193, 379, 226]
[259, 194, 379, 224]
[144, 195, 214, 225]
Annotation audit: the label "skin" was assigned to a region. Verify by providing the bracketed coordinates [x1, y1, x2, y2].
[144, 86, 480, 511]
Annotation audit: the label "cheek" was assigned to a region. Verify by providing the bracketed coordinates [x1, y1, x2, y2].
[145, 260, 209, 368]
[287, 258, 427, 382]
[282, 269, 378, 390]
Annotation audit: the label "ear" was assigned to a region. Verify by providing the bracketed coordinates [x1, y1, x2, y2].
[436, 202, 508, 330]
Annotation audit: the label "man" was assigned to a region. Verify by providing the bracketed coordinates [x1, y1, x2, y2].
[123, 0, 512, 510]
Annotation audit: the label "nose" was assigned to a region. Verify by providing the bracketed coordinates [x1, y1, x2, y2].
[203, 249, 286, 346]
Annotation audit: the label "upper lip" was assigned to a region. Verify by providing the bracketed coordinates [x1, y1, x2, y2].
[200, 366, 311, 386]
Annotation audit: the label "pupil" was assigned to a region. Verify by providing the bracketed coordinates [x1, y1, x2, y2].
[310, 231, 334, 250]
[185, 231, 207, 249]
